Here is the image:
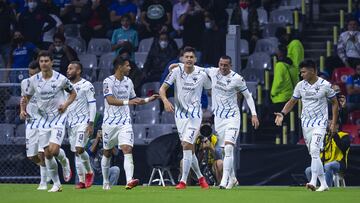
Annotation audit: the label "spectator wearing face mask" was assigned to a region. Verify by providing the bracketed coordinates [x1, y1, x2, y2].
[48, 32, 78, 75]
[337, 18, 360, 68]
[111, 14, 138, 60]
[17, 0, 56, 46]
[200, 12, 226, 66]
[143, 32, 178, 82]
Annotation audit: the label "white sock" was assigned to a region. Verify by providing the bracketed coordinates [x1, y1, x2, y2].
[75, 155, 85, 183]
[79, 151, 92, 174]
[101, 155, 111, 184]
[56, 148, 68, 167]
[124, 154, 134, 183]
[220, 145, 234, 186]
[40, 166, 47, 185]
[317, 162, 328, 187]
[45, 157, 61, 186]
[310, 157, 319, 186]
[180, 150, 192, 183]
[191, 154, 203, 179]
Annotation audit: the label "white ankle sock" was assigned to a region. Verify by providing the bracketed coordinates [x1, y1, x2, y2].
[75, 155, 85, 183]
[79, 151, 92, 173]
[124, 154, 134, 183]
[56, 148, 68, 167]
[45, 157, 60, 186]
[220, 145, 234, 186]
[40, 166, 47, 185]
[101, 155, 111, 184]
[180, 150, 192, 183]
[191, 154, 203, 179]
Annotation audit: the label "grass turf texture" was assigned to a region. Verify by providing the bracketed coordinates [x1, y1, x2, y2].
[1, 184, 359, 203]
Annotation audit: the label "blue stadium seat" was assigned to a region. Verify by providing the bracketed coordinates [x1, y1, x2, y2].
[254, 38, 278, 55]
[65, 37, 86, 54]
[138, 38, 154, 52]
[87, 38, 112, 56]
[134, 110, 160, 124]
[270, 9, 293, 25]
[141, 82, 161, 97]
[78, 53, 98, 81]
[0, 124, 15, 144]
[246, 52, 272, 70]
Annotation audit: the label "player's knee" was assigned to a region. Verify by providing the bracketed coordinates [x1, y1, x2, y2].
[28, 155, 39, 163]
[75, 147, 84, 155]
[182, 141, 192, 150]
[121, 145, 132, 154]
[224, 145, 234, 157]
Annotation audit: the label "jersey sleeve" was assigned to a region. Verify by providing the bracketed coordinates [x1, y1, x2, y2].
[164, 67, 178, 86]
[203, 73, 212, 90]
[235, 76, 248, 92]
[325, 83, 337, 99]
[86, 82, 96, 103]
[292, 82, 302, 99]
[20, 79, 29, 97]
[103, 78, 113, 97]
[129, 79, 137, 99]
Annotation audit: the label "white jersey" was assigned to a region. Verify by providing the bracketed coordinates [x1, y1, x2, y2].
[21, 78, 40, 129]
[67, 78, 96, 128]
[103, 75, 136, 126]
[205, 67, 248, 118]
[164, 65, 211, 119]
[26, 70, 74, 129]
[293, 78, 336, 128]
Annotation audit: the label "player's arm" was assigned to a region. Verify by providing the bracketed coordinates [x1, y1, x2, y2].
[159, 83, 174, 112]
[329, 96, 339, 134]
[105, 95, 141, 106]
[274, 97, 298, 126]
[241, 89, 259, 129]
[86, 85, 97, 136]
[59, 88, 77, 113]
[19, 95, 32, 120]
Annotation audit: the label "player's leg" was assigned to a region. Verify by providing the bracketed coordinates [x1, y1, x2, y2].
[37, 150, 48, 190]
[101, 124, 117, 190]
[174, 118, 191, 188]
[49, 127, 72, 182]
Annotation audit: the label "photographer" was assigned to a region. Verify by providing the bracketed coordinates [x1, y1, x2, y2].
[194, 122, 223, 186]
[304, 120, 350, 187]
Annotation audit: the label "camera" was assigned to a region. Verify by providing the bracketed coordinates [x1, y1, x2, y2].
[199, 123, 212, 142]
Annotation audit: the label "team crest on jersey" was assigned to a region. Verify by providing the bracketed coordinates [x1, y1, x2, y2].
[226, 79, 231, 85]
[76, 87, 81, 91]
[315, 86, 320, 93]
[90, 87, 95, 93]
[51, 84, 56, 90]
[125, 85, 128, 89]
[192, 77, 198, 83]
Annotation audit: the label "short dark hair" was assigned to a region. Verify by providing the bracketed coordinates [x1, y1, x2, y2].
[53, 32, 65, 42]
[182, 46, 196, 55]
[299, 60, 317, 71]
[28, 60, 39, 70]
[69, 61, 83, 74]
[220, 55, 232, 64]
[277, 44, 288, 55]
[113, 55, 130, 70]
[37, 50, 53, 61]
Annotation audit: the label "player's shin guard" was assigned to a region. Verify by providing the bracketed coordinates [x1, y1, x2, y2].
[45, 157, 61, 186]
[180, 150, 192, 183]
[124, 154, 134, 183]
[56, 148, 68, 167]
[101, 155, 111, 184]
[79, 151, 92, 173]
[75, 155, 85, 183]
[191, 154, 203, 179]
[220, 145, 234, 187]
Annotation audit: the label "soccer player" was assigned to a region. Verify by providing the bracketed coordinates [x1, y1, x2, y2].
[20, 61, 48, 190]
[20, 50, 76, 192]
[275, 60, 339, 192]
[159, 46, 211, 189]
[101, 55, 158, 190]
[169, 56, 260, 189]
[66, 61, 95, 189]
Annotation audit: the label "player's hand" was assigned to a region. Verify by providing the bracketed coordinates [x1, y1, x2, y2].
[129, 98, 142, 105]
[168, 63, 179, 71]
[149, 94, 159, 101]
[86, 123, 94, 137]
[329, 122, 337, 134]
[274, 112, 284, 126]
[58, 104, 68, 113]
[20, 110, 27, 120]
[164, 99, 174, 112]
[251, 115, 260, 129]
[338, 95, 346, 108]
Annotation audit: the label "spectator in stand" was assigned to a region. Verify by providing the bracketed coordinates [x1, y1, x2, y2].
[109, 0, 137, 28]
[337, 18, 360, 68]
[53, 0, 71, 16]
[81, 0, 110, 43]
[17, 0, 56, 46]
[353, 1, 360, 26]
[275, 27, 304, 72]
[198, 0, 229, 32]
[230, 0, 260, 53]
[201, 12, 226, 66]
[171, 0, 189, 38]
[39, 0, 64, 50]
[8, 0, 26, 14]
[61, 0, 89, 25]
[48, 32, 78, 75]
[6, 30, 39, 84]
[346, 62, 360, 111]
[180, 0, 205, 52]
[0, 0, 16, 67]
[143, 32, 178, 82]
[140, 0, 172, 39]
[111, 14, 138, 58]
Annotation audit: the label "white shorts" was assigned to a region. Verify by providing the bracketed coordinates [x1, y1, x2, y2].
[175, 118, 201, 144]
[38, 126, 66, 149]
[26, 128, 44, 157]
[102, 124, 134, 150]
[302, 126, 327, 153]
[215, 116, 240, 147]
[68, 123, 89, 152]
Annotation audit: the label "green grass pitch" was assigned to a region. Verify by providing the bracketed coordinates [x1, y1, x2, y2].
[1, 184, 359, 203]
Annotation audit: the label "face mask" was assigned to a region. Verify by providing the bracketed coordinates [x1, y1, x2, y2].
[239, 2, 248, 9]
[55, 46, 62, 52]
[159, 41, 168, 49]
[122, 25, 130, 30]
[28, 2, 37, 10]
[205, 22, 212, 29]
